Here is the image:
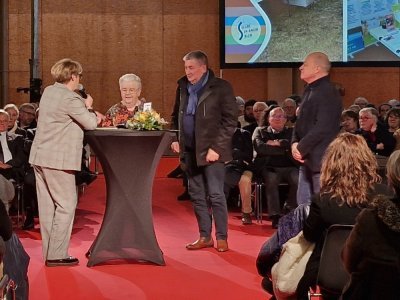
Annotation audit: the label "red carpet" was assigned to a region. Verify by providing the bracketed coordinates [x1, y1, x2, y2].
[16, 158, 275, 299]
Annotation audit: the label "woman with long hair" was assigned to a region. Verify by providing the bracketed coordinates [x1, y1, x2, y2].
[296, 133, 390, 299]
[341, 150, 400, 299]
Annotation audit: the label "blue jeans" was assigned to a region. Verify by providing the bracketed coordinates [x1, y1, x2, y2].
[188, 162, 228, 240]
[296, 166, 320, 206]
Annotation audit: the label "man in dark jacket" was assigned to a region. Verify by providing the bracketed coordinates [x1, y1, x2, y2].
[171, 50, 237, 252]
[291, 52, 342, 206]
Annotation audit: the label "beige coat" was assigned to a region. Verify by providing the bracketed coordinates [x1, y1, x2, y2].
[29, 82, 97, 171]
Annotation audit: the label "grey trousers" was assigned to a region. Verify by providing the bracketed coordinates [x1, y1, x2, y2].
[0, 174, 15, 213]
[33, 165, 77, 260]
[188, 162, 228, 240]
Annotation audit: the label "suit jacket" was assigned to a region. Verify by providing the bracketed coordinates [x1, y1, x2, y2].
[175, 70, 237, 166]
[29, 82, 97, 171]
[0, 132, 26, 181]
[292, 76, 342, 172]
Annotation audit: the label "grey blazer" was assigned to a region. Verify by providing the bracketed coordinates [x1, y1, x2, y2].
[29, 82, 97, 171]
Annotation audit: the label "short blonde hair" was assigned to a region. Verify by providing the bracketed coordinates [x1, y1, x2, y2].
[119, 73, 142, 89]
[51, 58, 83, 83]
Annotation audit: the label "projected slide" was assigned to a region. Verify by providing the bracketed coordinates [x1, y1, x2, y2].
[222, 0, 400, 65]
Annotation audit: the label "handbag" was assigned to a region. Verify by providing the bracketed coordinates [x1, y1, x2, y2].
[271, 230, 315, 300]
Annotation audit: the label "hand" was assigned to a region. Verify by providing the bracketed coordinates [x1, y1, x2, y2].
[85, 94, 94, 109]
[206, 148, 220, 162]
[95, 111, 105, 125]
[0, 162, 11, 169]
[376, 143, 384, 150]
[291, 142, 304, 163]
[171, 141, 180, 153]
[266, 139, 280, 146]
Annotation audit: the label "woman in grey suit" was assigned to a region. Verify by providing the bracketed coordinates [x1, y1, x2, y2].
[29, 58, 99, 267]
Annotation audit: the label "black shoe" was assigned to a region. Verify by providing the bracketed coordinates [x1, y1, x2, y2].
[167, 166, 183, 178]
[45, 256, 79, 267]
[241, 213, 252, 225]
[177, 191, 190, 201]
[261, 277, 274, 294]
[270, 215, 281, 229]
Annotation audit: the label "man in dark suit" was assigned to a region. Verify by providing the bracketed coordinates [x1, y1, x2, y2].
[291, 52, 342, 206]
[171, 50, 237, 252]
[0, 110, 26, 213]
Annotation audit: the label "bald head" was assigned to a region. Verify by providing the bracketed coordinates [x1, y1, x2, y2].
[299, 52, 331, 83]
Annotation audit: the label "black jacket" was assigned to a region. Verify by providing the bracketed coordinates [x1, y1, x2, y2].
[174, 70, 237, 166]
[342, 195, 400, 299]
[292, 76, 342, 172]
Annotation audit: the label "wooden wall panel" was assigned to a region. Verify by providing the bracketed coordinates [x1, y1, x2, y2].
[5, 0, 400, 119]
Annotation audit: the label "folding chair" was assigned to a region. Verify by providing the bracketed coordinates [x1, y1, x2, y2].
[308, 224, 353, 299]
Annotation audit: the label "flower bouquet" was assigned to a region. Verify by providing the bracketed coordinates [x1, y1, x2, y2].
[125, 109, 168, 131]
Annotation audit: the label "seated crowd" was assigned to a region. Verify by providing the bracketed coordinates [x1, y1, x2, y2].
[2, 79, 400, 298]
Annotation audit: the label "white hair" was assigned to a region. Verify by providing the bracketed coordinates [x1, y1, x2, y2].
[119, 73, 142, 89]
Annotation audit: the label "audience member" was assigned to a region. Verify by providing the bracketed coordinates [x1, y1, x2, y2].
[29, 58, 99, 267]
[358, 107, 395, 157]
[224, 126, 254, 224]
[170, 50, 237, 252]
[235, 96, 246, 128]
[347, 104, 361, 113]
[340, 109, 359, 133]
[241, 99, 256, 128]
[4, 104, 26, 137]
[387, 107, 400, 150]
[342, 149, 400, 299]
[0, 110, 26, 213]
[282, 97, 297, 128]
[102, 73, 144, 127]
[353, 96, 369, 109]
[388, 98, 400, 108]
[288, 94, 302, 106]
[18, 103, 37, 130]
[243, 101, 268, 135]
[378, 103, 391, 124]
[291, 52, 342, 206]
[295, 133, 389, 299]
[253, 107, 299, 228]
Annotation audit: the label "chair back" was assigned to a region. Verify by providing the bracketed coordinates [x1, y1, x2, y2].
[316, 224, 354, 295]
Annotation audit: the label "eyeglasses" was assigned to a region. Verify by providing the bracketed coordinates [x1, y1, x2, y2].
[253, 109, 264, 113]
[121, 88, 140, 94]
[359, 116, 372, 121]
[388, 115, 400, 119]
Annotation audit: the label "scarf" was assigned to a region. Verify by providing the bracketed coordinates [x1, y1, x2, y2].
[186, 71, 209, 116]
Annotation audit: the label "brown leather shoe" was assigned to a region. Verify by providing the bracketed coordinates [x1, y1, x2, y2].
[186, 237, 214, 250]
[216, 239, 229, 252]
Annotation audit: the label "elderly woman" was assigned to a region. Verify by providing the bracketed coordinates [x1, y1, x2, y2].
[358, 107, 395, 156]
[102, 73, 144, 127]
[342, 150, 400, 299]
[3, 104, 26, 137]
[295, 133, 390, 299]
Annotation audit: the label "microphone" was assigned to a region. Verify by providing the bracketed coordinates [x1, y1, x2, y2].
[77, 84, 88, 99]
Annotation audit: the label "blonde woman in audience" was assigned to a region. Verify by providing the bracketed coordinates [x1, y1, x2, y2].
[295, 133, 390, 299]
